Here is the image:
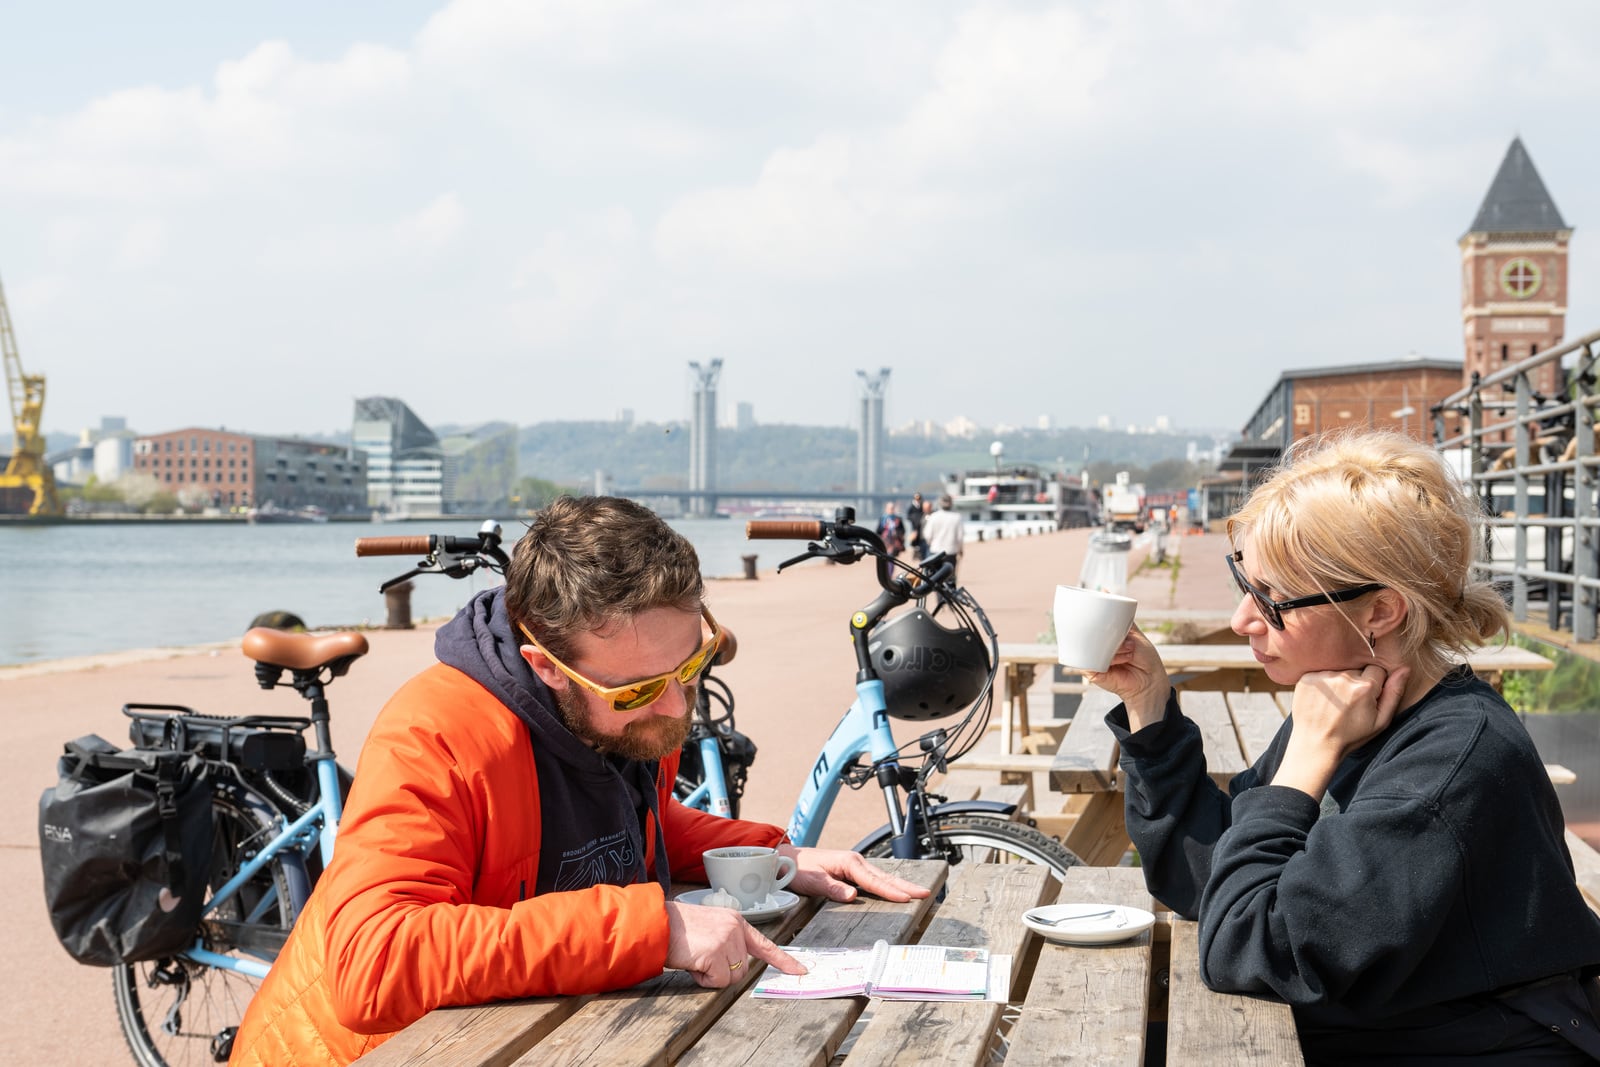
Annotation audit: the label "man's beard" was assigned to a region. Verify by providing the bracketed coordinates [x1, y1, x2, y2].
[553, 684, 692, 762]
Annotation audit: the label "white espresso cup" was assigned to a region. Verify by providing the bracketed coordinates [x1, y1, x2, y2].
[702, 846, 798, 910]
[1052, 584, 1139, 672]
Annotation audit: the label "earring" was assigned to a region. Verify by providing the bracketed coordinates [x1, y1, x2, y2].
[1366, 632, 1376, 654]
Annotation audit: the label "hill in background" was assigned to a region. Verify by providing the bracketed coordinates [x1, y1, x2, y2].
[516, 421, 1223, 494]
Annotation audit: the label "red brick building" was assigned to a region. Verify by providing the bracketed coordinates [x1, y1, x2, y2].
[132, 428, 367, 514]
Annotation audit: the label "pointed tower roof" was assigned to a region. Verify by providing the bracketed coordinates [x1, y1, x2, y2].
[1465, 138, 1569, 236]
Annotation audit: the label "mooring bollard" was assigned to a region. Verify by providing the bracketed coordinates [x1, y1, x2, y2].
[741, 554, 758, 580]
[384, 579, 415, 629]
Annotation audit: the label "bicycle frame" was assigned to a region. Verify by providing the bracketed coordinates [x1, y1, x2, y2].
[186, 729, 345, 980]
[784, 677, 900, 848]
[676, 735, 735, 817]
[678, 517, 1006, 856]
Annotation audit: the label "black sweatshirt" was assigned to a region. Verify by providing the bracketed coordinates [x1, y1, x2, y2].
[1108, 667, 1600, 1061]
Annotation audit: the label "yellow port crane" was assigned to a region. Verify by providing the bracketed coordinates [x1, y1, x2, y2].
[0, 273, 63, 517]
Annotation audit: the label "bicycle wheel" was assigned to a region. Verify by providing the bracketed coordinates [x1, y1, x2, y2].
[113, 784, 310, 1067]
[865, 814, 1082, 880]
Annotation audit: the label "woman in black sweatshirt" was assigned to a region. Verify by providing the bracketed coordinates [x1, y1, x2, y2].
[1089, 430, 1600, 1064]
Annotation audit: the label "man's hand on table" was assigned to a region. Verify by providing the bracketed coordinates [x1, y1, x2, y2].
[664, 901, 804, 988]
[778, 845, 932, 904]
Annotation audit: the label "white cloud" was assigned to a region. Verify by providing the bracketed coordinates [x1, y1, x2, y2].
[394, 192, 468, 250]
[113, 218, 169, 269]
[508, 206, 641, 345]
[1, 0, 1597, 438]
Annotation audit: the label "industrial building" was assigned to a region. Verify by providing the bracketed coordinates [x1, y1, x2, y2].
[130, 428, 369, 515]
[353, 396, 517, 515]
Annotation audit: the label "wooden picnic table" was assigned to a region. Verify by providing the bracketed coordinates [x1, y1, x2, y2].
[1030, 683, 1576, 866]
[352, 860, 1304, 1066]
[994, 640, 1554, 757]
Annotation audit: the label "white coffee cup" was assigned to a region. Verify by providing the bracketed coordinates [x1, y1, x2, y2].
[1052, 584, 1138, 672]
[702, 846, 798, 910]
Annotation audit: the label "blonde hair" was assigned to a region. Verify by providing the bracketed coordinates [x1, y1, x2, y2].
[1226, 431, 1508, 676]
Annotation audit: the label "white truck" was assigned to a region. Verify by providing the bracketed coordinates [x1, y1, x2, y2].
[1102, 471, 1146, 533]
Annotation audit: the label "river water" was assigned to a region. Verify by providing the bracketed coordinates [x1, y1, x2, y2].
[0, 517, 771, 667]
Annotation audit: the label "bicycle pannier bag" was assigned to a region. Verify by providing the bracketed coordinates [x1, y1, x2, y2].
[38, 734, 213, 966]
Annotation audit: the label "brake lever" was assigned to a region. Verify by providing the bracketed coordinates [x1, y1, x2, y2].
[776, 547, 818, 573]
[776, 540, 861, 572]
[380, 565, 426, 593]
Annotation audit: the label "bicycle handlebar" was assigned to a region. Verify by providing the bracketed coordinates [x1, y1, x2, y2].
[353, 535, 434, 556]
[745, 520, 823, 541]
[356, 520, 512, 592]
[354, 534, 501, 557]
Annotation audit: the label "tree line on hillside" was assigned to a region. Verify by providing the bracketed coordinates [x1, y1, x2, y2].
[516, 421, 1222, 497]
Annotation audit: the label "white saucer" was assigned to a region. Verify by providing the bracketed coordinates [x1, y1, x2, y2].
[676, 887, 802, 922]
[1023, 903, 1155, 945]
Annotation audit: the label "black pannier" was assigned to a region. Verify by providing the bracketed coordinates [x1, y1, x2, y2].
[39, 735, 213, 966]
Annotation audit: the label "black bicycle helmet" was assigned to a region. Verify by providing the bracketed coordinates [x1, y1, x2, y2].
[868, 607, 991, 721]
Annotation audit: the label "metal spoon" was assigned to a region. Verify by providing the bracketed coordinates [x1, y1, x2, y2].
[1031, 908, 1119, 926]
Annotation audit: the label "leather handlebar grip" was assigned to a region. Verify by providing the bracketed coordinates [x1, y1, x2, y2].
[354, 536, 435, 557]
[715, 628, 738, 666]
[744, 520, 823, 540]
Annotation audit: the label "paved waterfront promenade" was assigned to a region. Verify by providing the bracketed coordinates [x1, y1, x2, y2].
[0, 525, 1233, 1063]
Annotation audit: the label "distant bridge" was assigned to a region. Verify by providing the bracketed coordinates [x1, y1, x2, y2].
[607, 488, 911, 512]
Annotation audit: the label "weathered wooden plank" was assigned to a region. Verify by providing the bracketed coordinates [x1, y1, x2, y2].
[1000, 643, 1553, 675]
[674, 859, 948, 1067]
[977, 781, 1033, 816]
[927, 770, 985, 803]
[951, 753, 1057, 775]
[1180, 690, 1246, 787]
[1226, 691, 1286, 767]
[510, 894, 824, 1067]
[1566, 829, 1600, 915]
[1062, 793, 1132, 868]
[354, 998, 582, 1067]
[1006, 867, 1154, 1067]
[846, 863, 1055, 1066]
[1166, 921, 1303, 1065]
[1049, 687, 1121, 794]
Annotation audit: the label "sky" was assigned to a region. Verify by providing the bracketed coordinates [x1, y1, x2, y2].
[2, 0, 1599, 441]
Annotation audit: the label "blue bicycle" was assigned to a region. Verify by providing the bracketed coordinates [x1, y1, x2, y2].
[675, 509, 1080, 876]
[110, 522, 510, 1067]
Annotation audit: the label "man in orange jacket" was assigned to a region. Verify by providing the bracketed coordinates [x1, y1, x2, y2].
[231, 496, 926, 1065]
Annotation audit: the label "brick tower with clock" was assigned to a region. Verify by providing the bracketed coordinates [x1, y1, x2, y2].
[1460, 137, 1571, 396]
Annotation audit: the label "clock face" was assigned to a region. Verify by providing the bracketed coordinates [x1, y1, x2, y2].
[1501, 257, 1542, 298]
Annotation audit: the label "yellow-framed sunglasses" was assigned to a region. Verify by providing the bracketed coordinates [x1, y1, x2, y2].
[517, 607, 723, 712]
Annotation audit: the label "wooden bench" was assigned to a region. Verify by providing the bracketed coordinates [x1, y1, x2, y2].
[928, 770, 1034, 816]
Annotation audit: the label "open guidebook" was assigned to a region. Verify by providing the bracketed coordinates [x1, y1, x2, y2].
[751, 940, 1011, 1002]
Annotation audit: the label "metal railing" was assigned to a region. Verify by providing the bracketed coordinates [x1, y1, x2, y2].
[1433, 327, 1600, 641]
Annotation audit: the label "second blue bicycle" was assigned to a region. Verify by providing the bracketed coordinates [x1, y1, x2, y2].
[675, 509, 1081, 877]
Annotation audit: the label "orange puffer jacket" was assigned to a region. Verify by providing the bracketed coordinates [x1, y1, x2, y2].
[230, 663, 783, 1066]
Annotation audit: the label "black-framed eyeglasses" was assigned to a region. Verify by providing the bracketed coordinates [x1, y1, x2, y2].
[1225, 551, 1384, 631]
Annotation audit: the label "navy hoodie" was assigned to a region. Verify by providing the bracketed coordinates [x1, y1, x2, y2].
[433, 588, 671, 898]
